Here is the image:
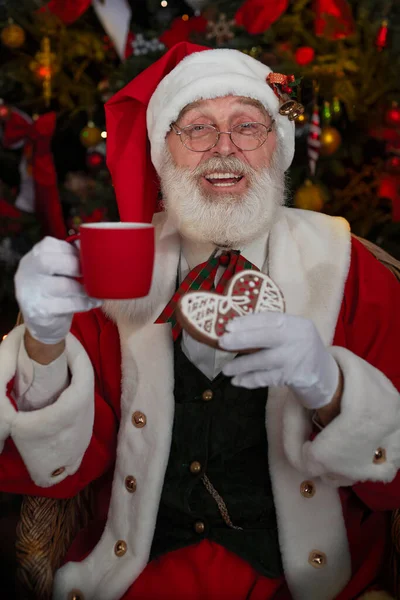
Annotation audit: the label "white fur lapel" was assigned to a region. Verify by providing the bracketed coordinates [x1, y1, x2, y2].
[266, 208, 352, 599]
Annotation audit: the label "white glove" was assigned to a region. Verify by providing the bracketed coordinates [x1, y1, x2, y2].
[220, 312, 340, 410]
[15, 236, 102, 345]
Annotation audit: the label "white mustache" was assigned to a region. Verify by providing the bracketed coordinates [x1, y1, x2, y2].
[190, 157, 256, 180]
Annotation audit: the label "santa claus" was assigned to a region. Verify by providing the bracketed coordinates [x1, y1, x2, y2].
[0, 42, 399, 600]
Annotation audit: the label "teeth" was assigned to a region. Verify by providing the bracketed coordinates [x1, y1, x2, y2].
[213, 182, 238, 187]
[206, 172, 241, 180]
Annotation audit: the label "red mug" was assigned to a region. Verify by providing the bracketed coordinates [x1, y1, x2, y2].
[67, 222, 155, 299]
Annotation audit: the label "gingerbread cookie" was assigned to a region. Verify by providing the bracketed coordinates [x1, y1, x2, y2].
[176, 270, 285, 351]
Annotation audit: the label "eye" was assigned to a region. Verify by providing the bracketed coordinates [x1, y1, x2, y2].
[234, 122, 266, 136]
[184, 124, 215, 139]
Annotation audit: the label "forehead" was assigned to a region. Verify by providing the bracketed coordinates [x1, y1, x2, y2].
[178, 95, 268, 120]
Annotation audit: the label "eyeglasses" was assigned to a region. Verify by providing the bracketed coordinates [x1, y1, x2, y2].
[170, 120, 275, 153]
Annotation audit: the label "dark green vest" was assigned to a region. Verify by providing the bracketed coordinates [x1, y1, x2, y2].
[150, 340, 283, 578]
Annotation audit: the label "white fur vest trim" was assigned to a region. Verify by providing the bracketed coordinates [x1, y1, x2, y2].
[55, 208, 357, 600]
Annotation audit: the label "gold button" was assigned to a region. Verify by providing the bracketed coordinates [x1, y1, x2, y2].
[194, 521, 205, 534]
[125, 475, 137, 493]
[300, 481, 316, 498]
[308, 550, 327, 569]
[202, 389, 213, 401]
[189, 461, 202, 474]
[132, 411, 147, 428]
[68, 591, 84, 600]
[373, 447, 386, 464]
[51, 467, 65, 477]
[114, 540, 127, 557]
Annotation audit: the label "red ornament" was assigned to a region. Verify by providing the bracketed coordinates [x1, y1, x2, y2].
[235, 0, 288, 35]
[294, 46, 315, 66]
[385, 103, 400, 128]
[0, 103, 10, 120]
[87, 151, 104, 169]
[379, 174, 400, 221]
[314, 0, 355, 40]
[386, 156, 400, 174]
[375, 20, 388, 52]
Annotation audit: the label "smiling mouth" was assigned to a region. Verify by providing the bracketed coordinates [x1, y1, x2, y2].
[204, 172, 244, 187]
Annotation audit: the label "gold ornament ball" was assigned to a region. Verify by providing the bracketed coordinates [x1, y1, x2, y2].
[294, 180, 326, 212]
[80, 122, 102, 148]
[295, 113, 308, 126]
[320, 126, 342, 156]
[1, 23, 26, 49]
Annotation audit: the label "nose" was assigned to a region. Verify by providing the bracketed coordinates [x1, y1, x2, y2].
[210, 131, 238, 156]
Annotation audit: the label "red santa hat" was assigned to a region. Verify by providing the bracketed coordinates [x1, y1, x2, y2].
[105, 41, 295, 223]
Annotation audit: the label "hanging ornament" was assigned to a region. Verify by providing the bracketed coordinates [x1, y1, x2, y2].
[332, 96, 342, 118]
[1, 19, 26, 49]
[80, 121, 103, 148]
[320, 126, 342, 156]
[375, 20, 389, 52]
[294, 46, 315, 66]
[294, 180, 326, 212]
[0, 100, 11, 120]
[307, 105, 321, 176]
[29, 37, 59, 107]
[385, 102, 400, 128]
[322, 101, 332, 123]
[206, 14, 235, 46]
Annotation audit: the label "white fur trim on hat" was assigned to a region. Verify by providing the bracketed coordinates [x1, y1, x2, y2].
[147, 48, 295, 174]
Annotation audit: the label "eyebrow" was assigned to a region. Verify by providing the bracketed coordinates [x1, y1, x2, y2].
[176, 97, 269, 122]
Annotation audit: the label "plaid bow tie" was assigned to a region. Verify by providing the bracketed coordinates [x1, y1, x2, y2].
[155, 250, 259, 341]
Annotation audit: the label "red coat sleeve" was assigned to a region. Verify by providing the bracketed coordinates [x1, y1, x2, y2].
[334, 237, 400, 509]
[0, 309, 121, 498]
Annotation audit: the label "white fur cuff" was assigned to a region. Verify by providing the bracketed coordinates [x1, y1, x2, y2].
[0, 326, 95, 487]
[302, 346, 400, 484]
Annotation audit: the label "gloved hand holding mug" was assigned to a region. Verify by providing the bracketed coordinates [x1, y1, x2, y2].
[15, 236, 102, 345]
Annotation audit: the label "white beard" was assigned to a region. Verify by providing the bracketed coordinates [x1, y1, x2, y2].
[159, 150, 287, 248]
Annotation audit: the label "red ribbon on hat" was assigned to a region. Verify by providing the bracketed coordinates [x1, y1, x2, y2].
[105, 42, 211, 223]
[266, 73, 296, 99]
[2, 111, 66, 239]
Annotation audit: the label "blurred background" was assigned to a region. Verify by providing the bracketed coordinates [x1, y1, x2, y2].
[0, 0, 399, 339]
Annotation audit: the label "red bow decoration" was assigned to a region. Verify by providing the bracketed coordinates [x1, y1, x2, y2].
[2, 111, 66, 239]
[314, 0, 355, 39]
[40, 0, 91, 25]
[235, 0, 289, 35]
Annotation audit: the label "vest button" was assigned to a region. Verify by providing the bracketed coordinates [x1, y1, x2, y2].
[300, 480, 316, 498]
[373, 447, 386, 463]
[202, 389, 213, 401]
[125, 475, 137, 493]
[68, 591, 84, 600]
[114, 540, 127, 557]
[308, 550, 327, 568]
[194, 521, 205, 534]
[51, 467, 65, 477]
[189, 461, 202, 474]
[132, 411, 147, 428]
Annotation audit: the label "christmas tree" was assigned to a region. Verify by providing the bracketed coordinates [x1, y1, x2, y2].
[0, 0, 400, 336]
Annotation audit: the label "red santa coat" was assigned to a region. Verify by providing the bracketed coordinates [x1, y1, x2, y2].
[0, 208, 400, 600]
